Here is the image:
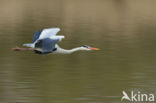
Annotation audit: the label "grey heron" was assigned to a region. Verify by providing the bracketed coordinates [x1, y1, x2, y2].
[12, 28, 99, 54]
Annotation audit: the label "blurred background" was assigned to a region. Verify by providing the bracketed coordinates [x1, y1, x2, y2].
[0, 0, 156, 103]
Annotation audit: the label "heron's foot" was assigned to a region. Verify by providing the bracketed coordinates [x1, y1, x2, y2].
[12, 46, 22, 51]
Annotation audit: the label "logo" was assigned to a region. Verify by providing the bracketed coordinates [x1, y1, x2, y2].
[121, 90, 155, 102]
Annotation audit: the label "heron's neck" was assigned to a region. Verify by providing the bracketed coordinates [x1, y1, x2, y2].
[56, 47, 82, 54]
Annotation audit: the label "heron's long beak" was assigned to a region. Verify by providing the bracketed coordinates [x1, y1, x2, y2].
[89, 47, 100, 50]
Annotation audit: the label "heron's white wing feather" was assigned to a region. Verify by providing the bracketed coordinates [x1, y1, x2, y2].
[50, 35, 65, 41]
[39, 28, 60, 39]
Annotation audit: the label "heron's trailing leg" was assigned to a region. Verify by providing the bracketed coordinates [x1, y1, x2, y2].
[12, 46, 35, 51]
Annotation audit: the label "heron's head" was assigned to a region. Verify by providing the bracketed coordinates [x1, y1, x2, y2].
[81, 45, 99, 51]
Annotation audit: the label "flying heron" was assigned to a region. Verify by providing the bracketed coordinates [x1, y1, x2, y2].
[12, 28, 99, 54]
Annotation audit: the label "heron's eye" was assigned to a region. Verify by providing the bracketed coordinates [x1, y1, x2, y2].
[82, 45, 88, 48]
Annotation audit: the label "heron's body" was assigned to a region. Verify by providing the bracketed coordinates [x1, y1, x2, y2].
[13, 28, 99, 54]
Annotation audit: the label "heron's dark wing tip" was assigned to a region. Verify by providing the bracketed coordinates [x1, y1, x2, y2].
[33, 30, 43, 42]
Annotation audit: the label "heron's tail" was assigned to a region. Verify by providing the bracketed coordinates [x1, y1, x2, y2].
[23, 43, 34, 48]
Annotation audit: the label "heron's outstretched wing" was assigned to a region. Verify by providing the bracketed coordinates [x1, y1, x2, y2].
[33, 30, 42, 42]
[38, 28, 60, 40]
[35, 38, 59, 53]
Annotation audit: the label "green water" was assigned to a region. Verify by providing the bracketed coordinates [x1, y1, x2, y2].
[0, 0, 156, 103]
